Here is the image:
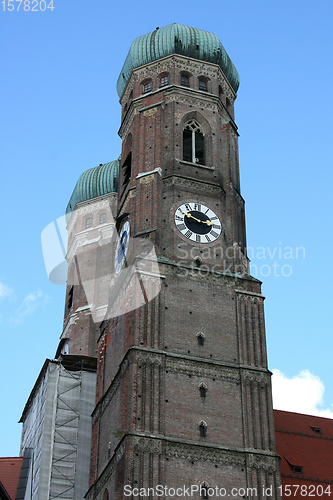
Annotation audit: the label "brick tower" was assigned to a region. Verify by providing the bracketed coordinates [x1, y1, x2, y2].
[79, 24, 282, 500]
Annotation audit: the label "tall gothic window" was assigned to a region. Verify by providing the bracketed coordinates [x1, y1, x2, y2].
[122, 152, 132, 186]
[67, 286, 74, 310]
[201, 483, 209, 500]
[183, 120, 205, 164]
[199, 385, 207, 398]
[199, 423, 207, 437]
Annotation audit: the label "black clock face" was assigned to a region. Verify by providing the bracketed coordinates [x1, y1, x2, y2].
[174, 203, 222, 243]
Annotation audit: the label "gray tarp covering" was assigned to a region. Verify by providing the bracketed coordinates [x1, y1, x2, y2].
[19, 359, 96, 500]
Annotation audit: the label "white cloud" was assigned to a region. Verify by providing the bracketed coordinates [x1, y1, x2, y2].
[272, 368, 333, 418]
[10, 291, 50, 324]
[0, 282, 13, 299]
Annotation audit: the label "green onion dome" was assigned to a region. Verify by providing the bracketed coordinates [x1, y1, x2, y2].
[66, 161, 119, 215]
[117, 23, 239, 98]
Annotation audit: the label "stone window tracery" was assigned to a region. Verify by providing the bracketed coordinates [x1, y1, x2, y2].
[183, 119, 205, 164]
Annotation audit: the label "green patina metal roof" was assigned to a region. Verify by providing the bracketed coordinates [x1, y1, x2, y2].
[66, 161, 119, 215]
[117, 23, 239, 98]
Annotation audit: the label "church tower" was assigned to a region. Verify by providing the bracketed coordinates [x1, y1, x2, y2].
[80, 24, 282, 500]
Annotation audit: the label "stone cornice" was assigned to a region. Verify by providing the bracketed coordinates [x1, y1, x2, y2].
[66, 193, 117, 231]
[86, 432, 280, 497]
[157, 256, 260, 283]
[92, 345, 272, 423]
[235, 289, 265, 301]
[120, 54, 237, 105]
[163, 174, 224, 195]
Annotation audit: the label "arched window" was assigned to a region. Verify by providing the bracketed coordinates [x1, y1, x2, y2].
[197, 332, 205, 346]
[199, 420, 207, 437]
[67, 286, 74, 310]
[85, 217, 93, 229]
[160, 75, 169, 87]
[100, 213, 106, 224]
[122, 134, 132, 188]
[183, 120, 205, 164]
[199, 79, 207, 91]
[122, 152, 132, 185]
[199, 382, 207, 398]
[181, 74, 190, 87]
[201, 482, 209, 499]
[143, 80, 152, 93]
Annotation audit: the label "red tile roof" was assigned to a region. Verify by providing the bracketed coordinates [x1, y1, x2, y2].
[274, 410, 333, 499]
[0, 457, 23, 500]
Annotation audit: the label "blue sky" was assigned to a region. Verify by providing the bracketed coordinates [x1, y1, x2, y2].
[1, 0, 332, 456]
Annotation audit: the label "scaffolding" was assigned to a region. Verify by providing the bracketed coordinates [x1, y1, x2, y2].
[19, 356, 97, 500]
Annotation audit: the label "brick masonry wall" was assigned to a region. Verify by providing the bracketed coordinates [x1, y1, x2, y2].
[86, 54, 282, 499]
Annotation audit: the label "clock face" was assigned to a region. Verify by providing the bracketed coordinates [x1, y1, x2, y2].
[174, 202, 222, 243]
[114, 220, 130, 274]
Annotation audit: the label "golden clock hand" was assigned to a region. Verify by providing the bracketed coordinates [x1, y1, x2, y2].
[187, 213, 202, 223]
[179, 209, 212, 225]
[179, 209, 200, 222]
[201, 219, 213, 226]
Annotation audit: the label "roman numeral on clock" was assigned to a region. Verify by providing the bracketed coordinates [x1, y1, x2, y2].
[213, 224, 221, 230]
[194, 203, 201, 211]
[175, 215, 183, 221]
[196, 234, 201, 243]
[210, 230, 219, 238]
[185, 204, 192, 212]
[210, 216, 218, 220]
[205, 234, 211, 242]
[185, 230, 193, 239]
[177, 224, 186, 231]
